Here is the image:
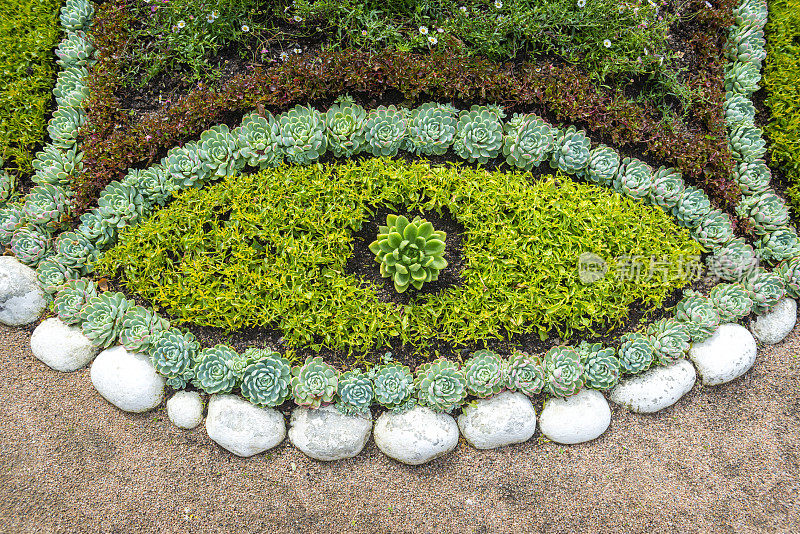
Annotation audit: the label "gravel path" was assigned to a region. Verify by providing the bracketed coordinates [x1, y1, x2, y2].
[0, 323, 798, 534]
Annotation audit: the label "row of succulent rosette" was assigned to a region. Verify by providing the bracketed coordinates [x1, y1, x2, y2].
[0, 0, 794, 416]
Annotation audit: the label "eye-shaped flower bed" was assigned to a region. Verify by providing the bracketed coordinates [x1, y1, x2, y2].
[2, 0, 797, 464]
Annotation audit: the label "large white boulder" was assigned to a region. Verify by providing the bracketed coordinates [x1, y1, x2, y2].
[750, 297, 797, 345]
[538, 389, 610, 445]
[205, 395, 286, 457]
[0, 256, 46, 326]
[609, 359, 696, 413]
[288, 404, 372, 461]
[30, 317, 98, 372]
[90, 346, 165, 413]
[374, 406, 459, 465]
[689, 323, 757, 385]
[457, 391, 537, 449]
[167, 391, 204, 430]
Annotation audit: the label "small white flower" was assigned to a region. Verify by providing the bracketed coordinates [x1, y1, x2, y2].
[460, 6, 467, 13]
[494, 0, 503, 8]
[177, 20, 186, 29]
[428, 35, 438, 45]
[437, 27, 444, 33]
[603, 39, 612, 48]
[419, 26, 428, 35]
[293, 15, 303, 22]
[211, 10, 219, 18]
[293, 47, 302, 54]
[280, 51, 289, 61]
[643, 47, 649, 55]
[704, 1, 713, 8]
[206, 14, 216, 23]
[241, 24, 250, 32]
[577, 0, 586, 7]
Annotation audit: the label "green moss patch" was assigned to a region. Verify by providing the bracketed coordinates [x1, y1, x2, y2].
[97, 158, 702, 355]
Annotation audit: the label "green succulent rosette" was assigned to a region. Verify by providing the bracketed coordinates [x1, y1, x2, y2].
[649, 167, 685, 210]
[363, 105, 408, 157]
[1, 168, 14, 205]
[505, 350, 545, 397]
[54, 66, 89, 110]
[778, 257, 800, 300]
[324, 96, 367, 158]
[54, 231, 99, 274]
[195, 344, 241, 394]
[97, 181, 148, 229]
[618, 332, 654, 375]
[543, 346, 584, 398]
[240, 352, 292, 408]
[119, 305, 170, 354]
[76, 209, 117, 250]
[742, 268, 786, 315]
[453, 105, 505, 164]
[197, 124, 240, 178]
[647, 318, 690, 365]
[736, 192, 790, 235]
[11, 225, 52, 267]
[577, 342, 620, 391]
[733, 160, 770, 196]
[149, 328, 200, 389]
[47, 107, 85, 149]
[404, 102, 458, 156]
[734, 0, 768, 29]
[755, 229, 800, 264]
[60, 0, 94, 31]
[23, 183, 72, 229]
[278, 104, 327, 165]
[414, 358, 467, 412]
[674, 290, 720, 342]
[724, 92, 756, 127]
[708, 283, 754, 322]
[463, 349, 506, 398]
[79, 291, 133, 349]
[692, 210, 734, 250]
[235, 111, 284, 168]
[164, 142, 210, 189]
[36, 256, 79, 295]
[727, 25, 766, 65]
[613, 158, 653, 200]
[370, 359, 415, 412]
[706, 237, 758, 282]
[583, 144, 620, 186]
[502, 113, 555, 170]
[724, 61, 761, 95]
[671, 186, 712, 229]
[0, 204, 25, 246]
[122, 165, 175, 208]
[55, 30, 95, 69]
[53, 278, 97, 325]
[32, 145, 83, 187]
[336, 369, 374, 416]
[729, 124, 767, 162]
[290, 356, 339, 409]
[368, 214, 447, 293]
[550, 125, 591, 175]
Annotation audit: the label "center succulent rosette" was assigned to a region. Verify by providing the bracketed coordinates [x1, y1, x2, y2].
[368, 214, 448, 293]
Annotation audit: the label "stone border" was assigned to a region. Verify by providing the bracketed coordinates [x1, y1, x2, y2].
[2, 0, 797, 465]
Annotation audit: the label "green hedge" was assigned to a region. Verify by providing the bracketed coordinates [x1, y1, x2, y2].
[764, 0, 800, 215]
[0, 0, 61, 175]
[97, 158, 702, 358]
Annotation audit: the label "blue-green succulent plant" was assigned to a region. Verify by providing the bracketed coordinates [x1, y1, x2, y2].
[53, 278, 97, 325]
[53, 231, 98, 274]
[505, 350, 545, 397]
[724, 91, 757, 127]
[729, 124, 767, 162]
[692, 210, 734, 250]
[324, 96, 367, 158]
[197, 124, 240, 178]
[404, 102, 458, 156]
[736, 192, 791, 234]
[291, 356, 339, 409]
[706, 237, 758, 282]
[414, 358, 467, 412]
[119, 306, 170, 354]
[742, 268, 786, 315]
[453, 105, 505, 164]
[463, 349, 506, 398]
[76, 209, 117, 250]
[364, 106, 408, 157]
[36, 256, 79, 295]
[11, 225, 51, 267]
[79, 291, 133, 349]
[235, 111, 284, 168]
[647, 318, 690, 365]
[23, 183, 72, 229]
[754, 229, 800, 264]
[674, 290, 720, 342]
[502, 113, 555, 170]
[613, 158, 653, 200]
[369, 357, 415, 412]
[55, 31, 95, 68]
[240, 351, 292, 408]
[195, 344, 241, 394]
[543, 346, 584, 397]
[618, 332, 654, 375]
[577, 342, 620, 391]
[583, 144, 620, 186]
[649, 167, 686, 210]
[47, 107, 85, 149]
[278, 105, 327, 165]
[164, 142, 209, 189]
[97, 181, 148, 229]
[32, 145, 82, 187]
[149, 328, 200, 389]
[122, 165, 174, 208]
[60, 0, 95, 31]
[708, 283, 754, 322]
[777, 257, 800, 300]
[550, 126, 591, 175]
[336, 369, 374, 415]
[672, 186, 712, 228]
[724, 61, 761, 95]
[733, 160, 771, 195]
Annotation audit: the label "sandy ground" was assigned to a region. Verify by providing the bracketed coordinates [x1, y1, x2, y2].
[0, 323, 798, 534]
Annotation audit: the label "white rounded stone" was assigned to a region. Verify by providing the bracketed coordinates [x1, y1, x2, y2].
[750, 297, 797, 345]
[205, 395, 286, 457]
[167, 391, 204, 430]
[30, 317, 98, 372]
[689, 323, 757, 385]
[288, 404, 372, 461]
[374, 406, 459, 465]
[538, 389, 610, 445]
[609, 359, 696, 413]
[457, 391, 537, 449]
[0, 256, 46, 326]
[90, 346, 165, 413]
